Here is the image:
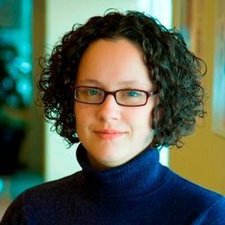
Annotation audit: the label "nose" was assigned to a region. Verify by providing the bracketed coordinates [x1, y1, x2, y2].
[96, 94, 121, 122]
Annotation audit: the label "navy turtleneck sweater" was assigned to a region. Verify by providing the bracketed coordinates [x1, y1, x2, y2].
[1, 144, 225, 225]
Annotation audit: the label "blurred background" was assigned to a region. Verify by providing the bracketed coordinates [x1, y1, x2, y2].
[0, 0, 225, 219]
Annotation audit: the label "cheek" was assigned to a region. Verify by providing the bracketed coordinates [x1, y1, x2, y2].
[127, 107, 153, 130]
[74, 104, 94, 131]
[74, 103, 87, 119]
[74, 104, 84, 130]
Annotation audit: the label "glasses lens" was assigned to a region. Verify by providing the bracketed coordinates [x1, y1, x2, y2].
[116, 90, 147, 106]
[75, 87, 104, 103]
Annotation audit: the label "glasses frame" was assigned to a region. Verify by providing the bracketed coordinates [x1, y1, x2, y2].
[73, 86, 158, 107]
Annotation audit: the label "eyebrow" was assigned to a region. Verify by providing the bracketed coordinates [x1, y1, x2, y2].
[77, 79, 103, 85]
[77, 79, 148, 87]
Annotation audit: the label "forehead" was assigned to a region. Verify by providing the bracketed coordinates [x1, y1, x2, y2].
[76, 38, 152, 89]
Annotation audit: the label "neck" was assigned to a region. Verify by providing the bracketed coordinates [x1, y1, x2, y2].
[76, 144, 168, 198]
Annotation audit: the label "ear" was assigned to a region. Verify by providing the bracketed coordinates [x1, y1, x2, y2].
[151, 96, 163, 129]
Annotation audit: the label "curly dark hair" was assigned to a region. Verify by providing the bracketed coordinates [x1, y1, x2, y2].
[38, 10, 206, 148]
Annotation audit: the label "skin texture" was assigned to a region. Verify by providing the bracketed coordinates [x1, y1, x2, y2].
[74, 38, 157, 170]
[39, 11, 205, 148]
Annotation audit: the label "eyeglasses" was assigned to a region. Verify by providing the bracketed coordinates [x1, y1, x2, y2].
[74, 86, 158, 107]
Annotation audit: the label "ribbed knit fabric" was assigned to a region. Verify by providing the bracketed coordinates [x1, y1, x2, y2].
[1, 144, 225, 225]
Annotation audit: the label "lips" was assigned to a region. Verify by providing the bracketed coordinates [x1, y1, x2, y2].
[94, 129, 126, 140]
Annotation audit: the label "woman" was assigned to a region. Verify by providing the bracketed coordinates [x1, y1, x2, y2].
[1, 11, 225, 225]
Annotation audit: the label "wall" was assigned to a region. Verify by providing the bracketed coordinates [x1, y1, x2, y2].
[30, 0, 46, 172]
[171, 0, 225, 195]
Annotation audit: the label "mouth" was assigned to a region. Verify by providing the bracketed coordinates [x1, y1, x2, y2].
[94, 129, 126, 140]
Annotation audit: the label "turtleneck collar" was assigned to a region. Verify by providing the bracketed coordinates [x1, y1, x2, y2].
[76, 144, 168, 199]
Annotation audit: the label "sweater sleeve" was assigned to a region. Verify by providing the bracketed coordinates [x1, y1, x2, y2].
[0, 194, 26, 225]
[194, 196, 225, 225]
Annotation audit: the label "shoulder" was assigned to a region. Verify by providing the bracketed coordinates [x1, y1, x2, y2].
[193, 197, 225, 225]
[0, 171, 84, 224]
[23, 171, 84, 203]
[165, 168, 225, 224]
[169, 170, 224, 202]
[30, 170, 84, 191]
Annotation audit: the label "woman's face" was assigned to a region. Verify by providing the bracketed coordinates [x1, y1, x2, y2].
[74, 38, 157, 170]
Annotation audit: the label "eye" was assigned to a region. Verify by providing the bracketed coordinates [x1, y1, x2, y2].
[87, 88, 101, 96]
[126, 90, 142, 97]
